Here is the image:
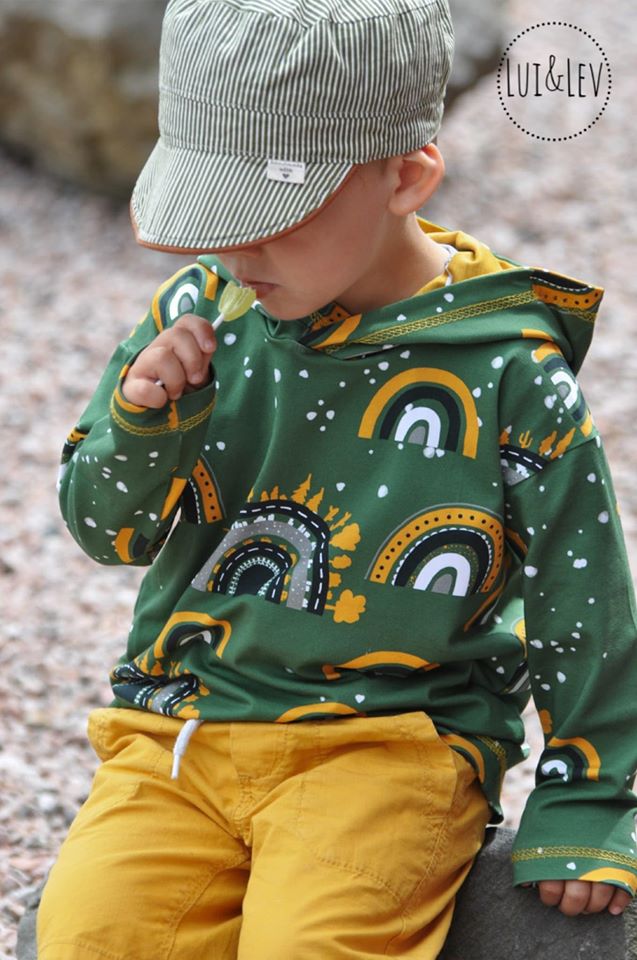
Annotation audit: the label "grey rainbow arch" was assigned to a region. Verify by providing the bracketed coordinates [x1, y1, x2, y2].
[191, 499, 331, 614]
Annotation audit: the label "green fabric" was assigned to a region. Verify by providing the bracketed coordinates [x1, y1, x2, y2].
[58, 218, 637, 893]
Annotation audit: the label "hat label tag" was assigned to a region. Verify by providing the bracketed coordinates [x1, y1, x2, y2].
[266, 159, 306, 184]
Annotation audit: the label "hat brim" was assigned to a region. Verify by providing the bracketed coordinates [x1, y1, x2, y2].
[130, 138, 354, 253]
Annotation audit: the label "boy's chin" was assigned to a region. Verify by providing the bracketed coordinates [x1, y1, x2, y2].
[261, 298, 318, 322]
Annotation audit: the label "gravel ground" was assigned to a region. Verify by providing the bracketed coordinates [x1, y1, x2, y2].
[1, 1, 636, 955]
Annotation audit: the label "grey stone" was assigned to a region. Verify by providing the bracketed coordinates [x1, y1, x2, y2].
[0, 0, 166, 196]
[18, 828, 636, 959]
[0, 0, 507, 196]
[440, 828, 637, 960]
[447, 0, 508, 102]
[15, 885, 38, 960]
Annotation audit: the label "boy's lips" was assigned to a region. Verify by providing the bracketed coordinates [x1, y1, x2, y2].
[241, 278, 278, 297]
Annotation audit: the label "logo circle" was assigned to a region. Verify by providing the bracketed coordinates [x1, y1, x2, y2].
[496, 22, 611, 141]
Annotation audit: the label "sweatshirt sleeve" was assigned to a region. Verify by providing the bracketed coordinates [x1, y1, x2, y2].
[500, 351, 637, 894]
[58, 262, 220, 566]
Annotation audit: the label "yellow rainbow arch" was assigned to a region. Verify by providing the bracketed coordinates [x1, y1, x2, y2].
[358, 368, 479, 458]
[547, 736, 601, 781]
[150, 611, 232, 661]
[276, 703, 362, 722]
[322, 651, 439, 681]
[369, 507, 504, 591]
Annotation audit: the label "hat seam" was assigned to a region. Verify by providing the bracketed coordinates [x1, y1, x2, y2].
[154, 133, 434, 167]
[187, 0, 443, 29]
[159, 86, 435, 123]
[156, 134, 359, 165]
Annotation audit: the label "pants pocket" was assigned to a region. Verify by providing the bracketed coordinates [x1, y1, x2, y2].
[292, 712, 476, 907]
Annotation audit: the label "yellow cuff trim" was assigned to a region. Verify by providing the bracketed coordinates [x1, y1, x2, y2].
[110, 394, 215, 437]
[578, 868, 637, 893]
[113, 384, 147, 415]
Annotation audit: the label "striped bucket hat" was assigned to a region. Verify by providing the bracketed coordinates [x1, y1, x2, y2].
[130, 0, 454, 253]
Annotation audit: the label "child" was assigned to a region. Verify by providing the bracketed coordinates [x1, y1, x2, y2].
[38, 0, 637, 956]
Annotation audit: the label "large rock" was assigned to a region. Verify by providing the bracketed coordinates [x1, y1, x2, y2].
[440, 828, 636, 960]
[0, 0, 506, 197]
[17, 828, 636, 959]
[0, 0, 166, 196]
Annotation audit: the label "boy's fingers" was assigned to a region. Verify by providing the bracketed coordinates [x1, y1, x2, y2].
[122, 315, 216, 406]
[121, 377, 168, 409]
[132, 347, 187, 401]
[168, 328, 213, 385]
[153, 348, 189, 398]
[556, 881, 595, 916]
[174, 314, 217, 354]
[608, 887, 632, 915]
[537, 880, 565, 907]
[583, 883, 614, 914]
[537, 879, 632, 917]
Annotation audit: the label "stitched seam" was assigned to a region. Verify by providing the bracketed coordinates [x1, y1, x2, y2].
[110, 396, 215, 436]
[164, 858, 249, 959]
[326, 291, 543, 349]
[284, 818, 404, 902]
[512, 847, 637, 868]
[291, 728, 404, 899]
[38, 938, 127, 960]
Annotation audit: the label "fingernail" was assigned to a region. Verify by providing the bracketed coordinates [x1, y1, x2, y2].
[609, 905, 623, 915]
[190, 372, 203, 383]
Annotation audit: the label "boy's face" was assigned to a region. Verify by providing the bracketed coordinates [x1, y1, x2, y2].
[216, 161, 396, 320]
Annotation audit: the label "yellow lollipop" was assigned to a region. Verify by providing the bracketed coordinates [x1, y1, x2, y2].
[211, 282, 256, 330]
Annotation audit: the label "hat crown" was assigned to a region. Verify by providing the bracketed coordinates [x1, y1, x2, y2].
[159, 0, 453, 161]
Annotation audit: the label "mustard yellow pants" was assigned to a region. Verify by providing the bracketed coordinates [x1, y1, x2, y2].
[37, 708, 490, 960]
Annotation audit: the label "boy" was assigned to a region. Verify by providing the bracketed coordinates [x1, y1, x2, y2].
[38, 0, 637, 957]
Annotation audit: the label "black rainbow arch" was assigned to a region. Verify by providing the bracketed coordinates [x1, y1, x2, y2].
[368, 505, 504, 597]
[358, 368, 479, 456]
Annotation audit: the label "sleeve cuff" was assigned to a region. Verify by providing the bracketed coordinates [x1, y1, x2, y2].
[512, 844, 637, 896]
[110, 370, 216, 438]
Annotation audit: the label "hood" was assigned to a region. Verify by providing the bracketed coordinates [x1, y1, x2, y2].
[201, 217, 604, 374]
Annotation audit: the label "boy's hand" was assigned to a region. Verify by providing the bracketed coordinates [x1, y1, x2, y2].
[122, 314, 216, 408]
[527, 880, 632, 916]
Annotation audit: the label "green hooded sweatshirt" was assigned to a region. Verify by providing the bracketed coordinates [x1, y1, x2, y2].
[58, 217, 637, 894]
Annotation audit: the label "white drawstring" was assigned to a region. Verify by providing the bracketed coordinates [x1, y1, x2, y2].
[171, 718, 203, 779]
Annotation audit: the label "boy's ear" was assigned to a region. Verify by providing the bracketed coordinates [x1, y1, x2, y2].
[386, 144, 445, 216]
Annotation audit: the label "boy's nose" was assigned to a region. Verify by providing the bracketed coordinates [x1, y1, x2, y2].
[221, 243, 264, 274]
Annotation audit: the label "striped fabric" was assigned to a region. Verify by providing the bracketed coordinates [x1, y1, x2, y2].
[131, 0, 454, 252]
